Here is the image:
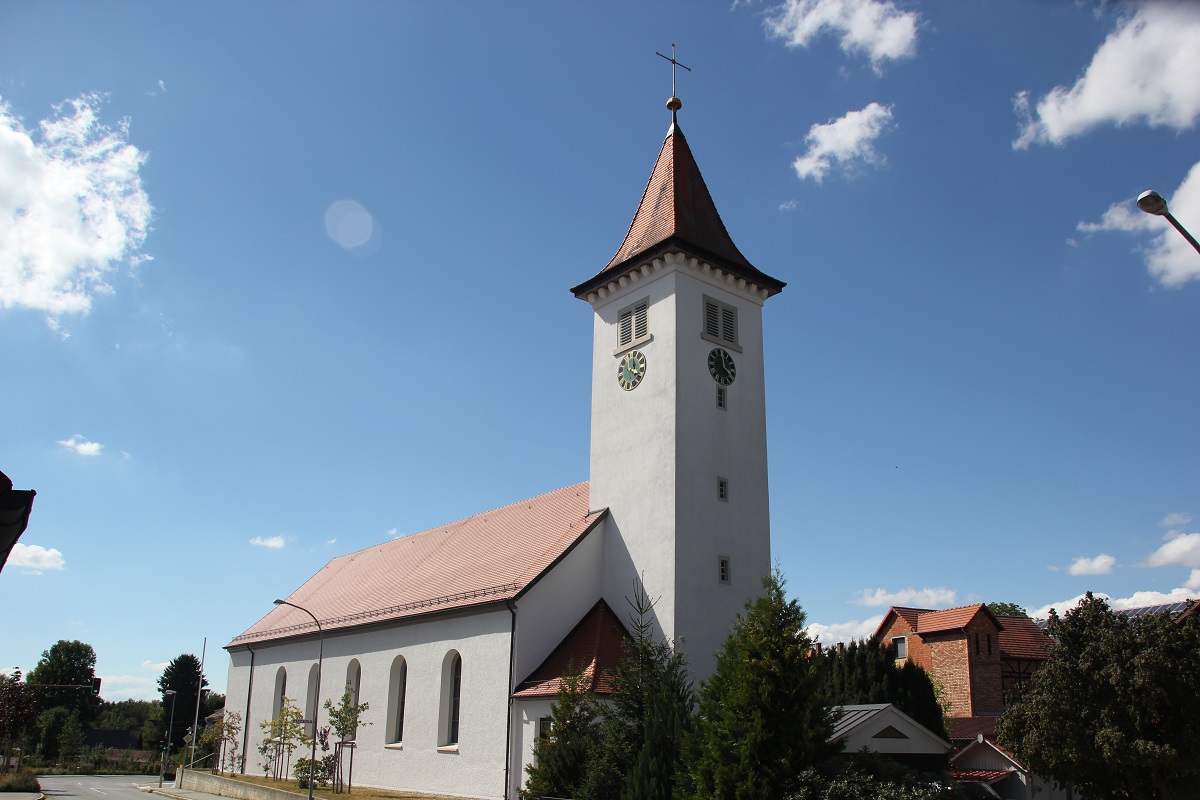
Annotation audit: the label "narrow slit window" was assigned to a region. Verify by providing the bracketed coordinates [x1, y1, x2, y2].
[718, 557, 731, 584]
[716, 386, 727, 410]
[718, 479, 728, 501]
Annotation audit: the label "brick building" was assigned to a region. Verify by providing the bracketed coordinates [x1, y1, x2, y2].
[871, 603, 1052, 740]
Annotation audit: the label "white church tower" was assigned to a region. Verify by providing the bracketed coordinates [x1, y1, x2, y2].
[571, 95, 786, 680]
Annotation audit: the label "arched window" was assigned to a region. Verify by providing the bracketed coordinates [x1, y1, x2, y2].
[306, 663, 320, 736]
[386, 656, 408, 745]
[346, 659, 362, 709]
[272, 667, 287, 721]
[439, 651, 462, 747]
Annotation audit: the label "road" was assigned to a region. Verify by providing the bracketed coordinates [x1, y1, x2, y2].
[38, 774, 166, 800]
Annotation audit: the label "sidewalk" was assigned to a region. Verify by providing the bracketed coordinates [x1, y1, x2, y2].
[140, 784, 227, 800]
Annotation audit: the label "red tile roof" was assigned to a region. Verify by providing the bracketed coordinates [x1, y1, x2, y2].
[948, 716, 998, 741]
[571, 118, 784, 299]
[995, 615, 1052, 661]
[917, 603, 997, 634]
[513, 599, 630, 698]
[952, 769, 1011, 783]
[227, 483, 604, 647]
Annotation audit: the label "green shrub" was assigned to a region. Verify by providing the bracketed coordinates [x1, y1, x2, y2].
[0, 769, 41, 792]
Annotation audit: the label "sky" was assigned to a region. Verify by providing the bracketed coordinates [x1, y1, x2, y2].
[2, 0, 1200, 702]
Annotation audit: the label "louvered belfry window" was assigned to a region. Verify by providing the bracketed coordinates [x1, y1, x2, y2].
[704, 296, 738, 345]
[618, 298, 649, 348]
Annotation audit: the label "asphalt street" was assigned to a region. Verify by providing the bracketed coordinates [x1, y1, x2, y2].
[38, 774, 168, 800]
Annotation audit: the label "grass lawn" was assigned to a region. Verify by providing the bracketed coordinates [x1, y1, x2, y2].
[218, 774, 442, 800]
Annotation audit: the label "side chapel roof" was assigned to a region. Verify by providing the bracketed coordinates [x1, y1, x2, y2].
[227, 483, 604, 648]
[513, 598, 630, 698]
[571, 112, 785, 299]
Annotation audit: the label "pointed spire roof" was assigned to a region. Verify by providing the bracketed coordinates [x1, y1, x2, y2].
[572, 113, 784, 299]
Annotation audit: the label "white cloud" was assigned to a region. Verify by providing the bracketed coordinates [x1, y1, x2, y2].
[1032, 579, 1200, 619]
[791, 103, 894, 183]
[1077, 160, 1200, 287]
[852, 586, 956, 607]
[100, 674, 158, 702]
[1014, 3, 1200, 149]
[1161, 512, 1192, 527]
[1068, 553, 1117, 576]
[778, 199, 798, 212]
[57, 434, 103, 456]
[0, 93, 152, 317]
[249, 535, 285, 549]
[325, 538, 337, 546]
[765, 0, 918, 71]
[8, 543, 65, 572]
[141, 659, 168, 672]
[1145, 530, 1200, 569]
[807, 614, 884, 645]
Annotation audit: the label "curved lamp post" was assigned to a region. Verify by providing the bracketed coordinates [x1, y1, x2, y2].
[159, 689, 177, 788]
[1138, 190, 1200, 255]
[274, 599, 323, 800]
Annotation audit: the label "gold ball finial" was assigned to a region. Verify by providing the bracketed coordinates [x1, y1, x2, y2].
[666, 96, 682, 111]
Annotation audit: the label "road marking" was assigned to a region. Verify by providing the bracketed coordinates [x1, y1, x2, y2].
[90, 789, 107, 795]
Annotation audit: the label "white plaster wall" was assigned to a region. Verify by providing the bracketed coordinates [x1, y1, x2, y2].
[511, 520, 605, 687]
[588, 262, 680, 647]
[225, 607, 513, 800]
[510, 698, 553, 799]
[672, 269, 772, 682]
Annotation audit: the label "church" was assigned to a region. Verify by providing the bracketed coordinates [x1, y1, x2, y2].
[223, 89, 787, 800]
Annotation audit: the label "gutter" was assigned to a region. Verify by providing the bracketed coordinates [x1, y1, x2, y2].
[241, 643, 255, 773]
[504, 599, 518, 800]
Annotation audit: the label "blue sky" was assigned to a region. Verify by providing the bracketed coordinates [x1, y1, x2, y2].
[3, 0, 1200, 702]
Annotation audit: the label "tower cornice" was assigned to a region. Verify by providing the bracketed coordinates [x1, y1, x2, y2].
[579, 249, 772, 307]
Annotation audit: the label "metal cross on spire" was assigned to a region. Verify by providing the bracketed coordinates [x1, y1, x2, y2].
[656, 43, 691, 102]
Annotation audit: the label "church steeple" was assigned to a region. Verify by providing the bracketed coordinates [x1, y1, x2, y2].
[572, 107, 785, 299]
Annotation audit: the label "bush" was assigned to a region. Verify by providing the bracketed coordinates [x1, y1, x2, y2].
[0, 770, 41, 792]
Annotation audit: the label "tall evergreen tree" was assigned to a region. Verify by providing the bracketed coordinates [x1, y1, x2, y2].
[520, 667, 600, 800]
[578, 582, 693, 800]
[680, 569, 836, 800]
[158, 654, 208, 752]
[820, 639, 946, 740]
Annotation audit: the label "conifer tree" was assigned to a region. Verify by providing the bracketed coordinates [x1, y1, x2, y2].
[520, 667, 600, 800]
[578, 582, 693, 800]
[680, 568, 835, 800]
[820, 639, 946, 740]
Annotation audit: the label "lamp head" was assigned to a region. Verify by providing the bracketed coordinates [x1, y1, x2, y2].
[1138, 190, 1168, 216]
[164, 689, 176, 696]
[273, 599, 285, 605]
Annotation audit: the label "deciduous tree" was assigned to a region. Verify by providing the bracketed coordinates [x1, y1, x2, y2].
[26, 640, 100, 724]
[0, 669, 36, 771]
[996, 592, 1200, 800]
[986, 602, 1029, 619]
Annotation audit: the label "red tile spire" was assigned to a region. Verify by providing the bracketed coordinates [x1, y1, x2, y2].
[572, 101, 785, 299]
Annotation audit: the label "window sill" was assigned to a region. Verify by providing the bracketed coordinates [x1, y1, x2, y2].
[613, 334, 653, 357]
[436, 744, 459, 754]
[384, 743, 403, 751]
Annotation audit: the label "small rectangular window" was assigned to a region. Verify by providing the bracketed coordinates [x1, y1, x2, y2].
[891, 636, 907, 660]
[716, 386, 727, 409]
[538, 717, 553, 740]
[703, 296, 738, 345]
[718, 557, 731, 584]
[618, 298, 650, 348]
[718, 479, 728, 501]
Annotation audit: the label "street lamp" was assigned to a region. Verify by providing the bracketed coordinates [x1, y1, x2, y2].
[1137, 190, 1200, 255]
[274, 598, 323, 800]
[159, 689, 177, 788]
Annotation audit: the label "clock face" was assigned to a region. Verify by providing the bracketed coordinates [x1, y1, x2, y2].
[618, 350, 647, 391]
[708, 348, 736, 386]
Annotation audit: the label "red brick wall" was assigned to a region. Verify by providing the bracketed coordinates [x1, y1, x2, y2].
[965, 617, 1003, 714]
[927, 634, 971, 717]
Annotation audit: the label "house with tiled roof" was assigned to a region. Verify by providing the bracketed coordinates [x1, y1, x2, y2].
[223, 90, 785, 800]
[871, 604, 1053, 742]
[951, 734, 1076, 800]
